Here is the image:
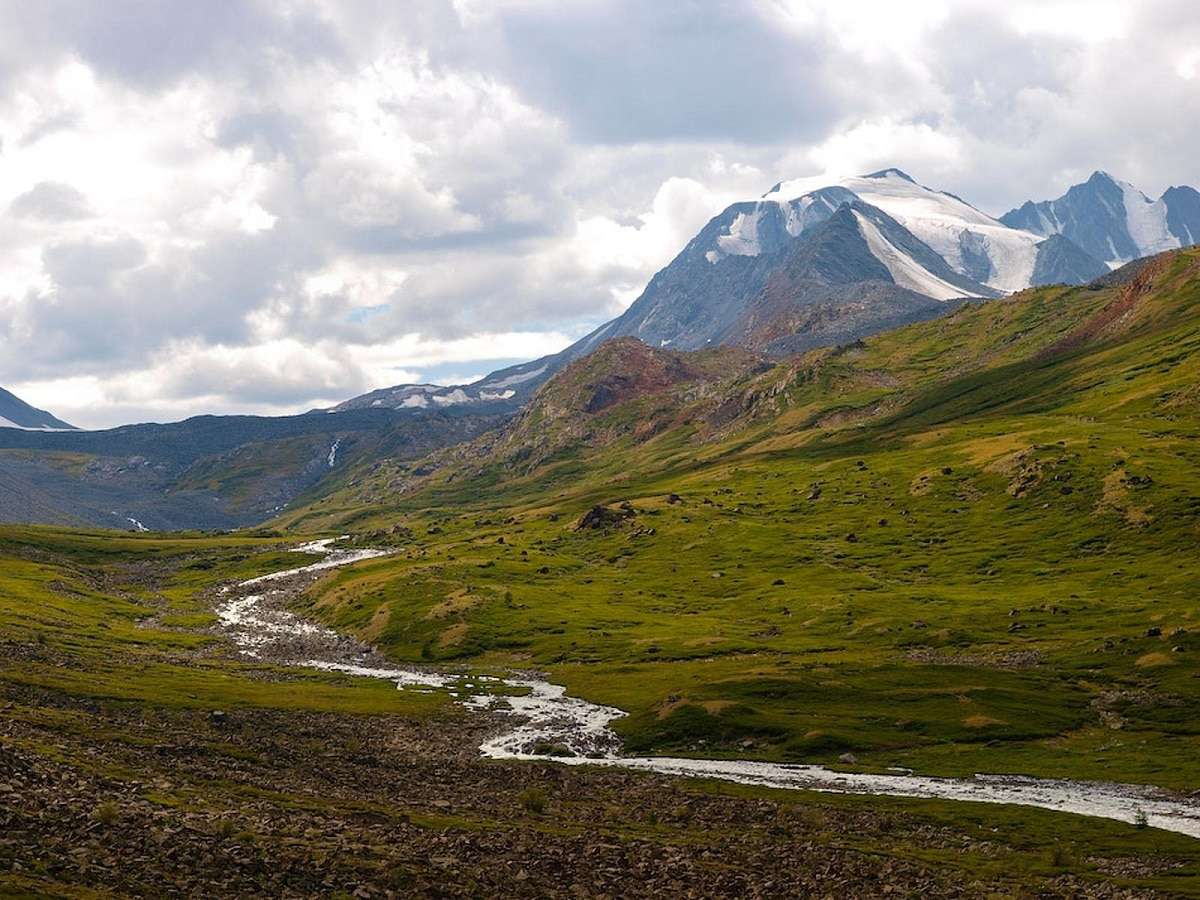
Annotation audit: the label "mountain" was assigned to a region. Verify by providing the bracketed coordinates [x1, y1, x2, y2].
[0, 386, 77, 431]
[334, 169, 1112, 415]
[285, 246, 1200, 539]
[562, 168, 1112, 360]
[1001, 170, 1200, 267]
[0, 405, 507, 530]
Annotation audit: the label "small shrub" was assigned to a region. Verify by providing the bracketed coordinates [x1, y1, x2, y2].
[93, 801, 120, 826]
[518, 787, 547, 815]
[1048, 844, 1075, 868]
[1134, 808, 1149, 829]
[214, 819, 238, 839]
[213, 820, 241, 844]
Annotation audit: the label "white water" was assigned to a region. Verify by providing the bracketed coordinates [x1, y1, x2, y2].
[215, 542, 1200, 839]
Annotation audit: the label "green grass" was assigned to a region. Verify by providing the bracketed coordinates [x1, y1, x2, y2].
[280, 250, 1200, 789]
[0, 525, 446, 717]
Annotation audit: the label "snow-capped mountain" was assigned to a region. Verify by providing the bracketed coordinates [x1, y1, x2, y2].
[1001, 171, 1200, 268]
[713, 168, 1106, 295]
[550, 169, 1113, 358]
[0, 386, 77, 431]
[334, 168, 1194, 415]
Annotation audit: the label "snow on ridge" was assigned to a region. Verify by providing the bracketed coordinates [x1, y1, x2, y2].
[0, 414, 73, 432]
[852, 210, 974, 302]
[399, 395, 429, 409]
[762, 170, 1040, 293]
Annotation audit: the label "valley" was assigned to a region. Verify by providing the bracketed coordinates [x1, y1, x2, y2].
[5, 248, 1200, 895]
[3, 525, 1199, 897]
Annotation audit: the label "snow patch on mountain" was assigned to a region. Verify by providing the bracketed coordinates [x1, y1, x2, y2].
[481, 365, 548, 390]
[716, 208, 763, 257]
[0, 415, 74, 432]
[764, 170, 1040, 294]
[431, 389, 471, 406]
[1117, 178, 1180, 257]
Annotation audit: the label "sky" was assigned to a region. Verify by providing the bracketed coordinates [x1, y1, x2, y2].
[1, 0, 1197, 429]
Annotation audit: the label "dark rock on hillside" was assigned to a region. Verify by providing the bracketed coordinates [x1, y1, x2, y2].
[1031, 235, 1108, 286]
[574, 504, 636, 531]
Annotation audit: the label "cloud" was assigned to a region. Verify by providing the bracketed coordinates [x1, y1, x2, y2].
[8, 181, 92, 220]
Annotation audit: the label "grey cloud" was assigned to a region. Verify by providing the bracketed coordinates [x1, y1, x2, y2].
[215, 108, 306, 162]
[9, 182, 92, 221]
[6, 228, 316, 381]
[468, 1, 844, 144]
[0, 1, 344, 90]
[19, 110, 83, 147]
[42, 235, 146, 286]
[149, 349, 372, 406]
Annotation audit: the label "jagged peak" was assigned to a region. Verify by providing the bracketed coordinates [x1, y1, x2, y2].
[862, 168, 916, 183]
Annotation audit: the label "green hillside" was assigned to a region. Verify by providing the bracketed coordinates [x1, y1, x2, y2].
[278, 249, 1200, 787]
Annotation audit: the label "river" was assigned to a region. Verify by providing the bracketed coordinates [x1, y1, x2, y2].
[213, 539, 1200, 839]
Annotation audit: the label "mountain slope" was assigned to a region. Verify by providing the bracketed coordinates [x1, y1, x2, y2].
[1002, 170, 1200, 267]
[0, 386, 77, 431]
[0, 406, 507, 530]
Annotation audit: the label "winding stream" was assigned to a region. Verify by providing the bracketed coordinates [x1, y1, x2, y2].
[215, 540, 1200, 839]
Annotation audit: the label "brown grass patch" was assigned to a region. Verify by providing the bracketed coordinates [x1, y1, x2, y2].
[909, 469, 939, 496]
[1098, 468, 1152, 526]
[438, 621, 469, 648]
[1135, 652, 1174, 669]
[963, 433, 1032, 466]
[656, 696, 690, 719]
[905, 429, 948, 448]
[426, 588, 484, 620]
[963, 714, 1007, 728]
[361, 603, 392, 643]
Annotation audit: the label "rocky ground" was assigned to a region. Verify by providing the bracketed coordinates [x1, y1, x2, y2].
[0, 679, 1188, 899]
